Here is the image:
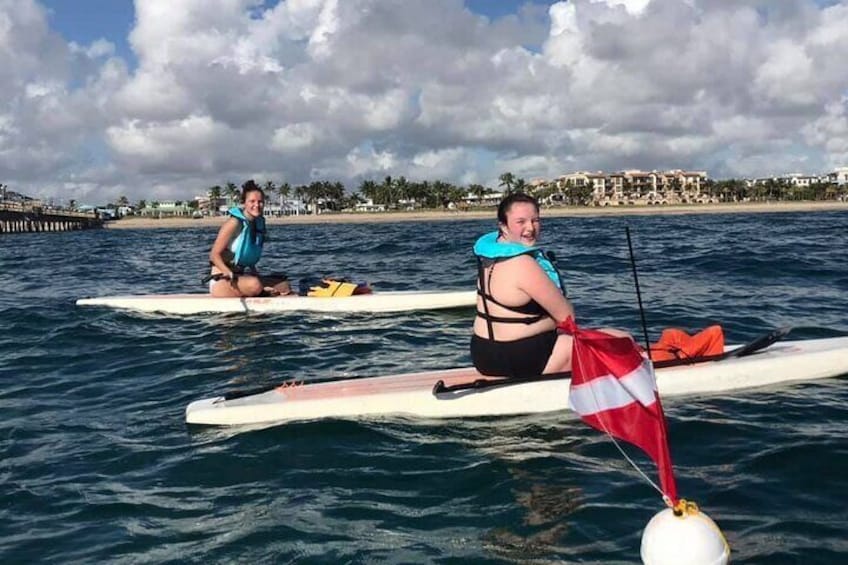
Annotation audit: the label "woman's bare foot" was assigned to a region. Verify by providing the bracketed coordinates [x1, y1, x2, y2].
[264, 287, 295, 297]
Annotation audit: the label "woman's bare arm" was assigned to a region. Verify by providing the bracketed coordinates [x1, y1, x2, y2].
[513, 255, 575, 322]
[209, 218, 240, 278]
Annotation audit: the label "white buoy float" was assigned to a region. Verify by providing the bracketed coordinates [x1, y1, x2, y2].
[640, 500, 730, 565]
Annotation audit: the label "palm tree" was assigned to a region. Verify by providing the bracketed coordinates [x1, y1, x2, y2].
[836, 182, 848, 202]
[751, 181, 767, 202]
[208, 186, 222, 215]
[468, 183, 486, 207]
[262, 181, 276, 213]
[810, 181, 829, 201]
[225, 182, 239, 205]
[395, 176, 410, 206]
[294, 185, 307, 214]
[380, 176, 394, 207]
[346, 191, 365, 210]
[307, 182, 331, 214]
[572, 184, 593, 206]
[498, 172, 516, 194]
[534, 184, 556, 205]
[702, 179, 720, 202]
[668, 177, 682, 202]
[446, 185, 464, 208]
[330, 181, 346, 205]
[277, 182, 291, 214]
[732, 180, 748, 202]
[513, 178, 528, 194]
[776, 178, 790, 200]
[359, 180, 379, 203]
[414, 180, 434, 208]
[431, 180, 454, 208]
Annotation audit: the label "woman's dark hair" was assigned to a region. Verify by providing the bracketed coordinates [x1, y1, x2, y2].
[497, 192, 539, 224]
[240, 179, 265, 203]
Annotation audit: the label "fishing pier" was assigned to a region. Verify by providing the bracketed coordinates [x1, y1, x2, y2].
[0, 201, 102, 234]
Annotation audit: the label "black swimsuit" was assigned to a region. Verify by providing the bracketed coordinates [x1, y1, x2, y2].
[471, 257, 558, 377]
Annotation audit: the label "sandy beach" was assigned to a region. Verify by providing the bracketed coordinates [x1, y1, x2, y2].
[104, 200, 847, 229]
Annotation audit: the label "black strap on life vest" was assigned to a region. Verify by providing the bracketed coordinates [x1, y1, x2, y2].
[476, 256, 547, 339]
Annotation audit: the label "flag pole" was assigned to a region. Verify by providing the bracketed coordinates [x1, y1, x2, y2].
[625, 226, 652, 358]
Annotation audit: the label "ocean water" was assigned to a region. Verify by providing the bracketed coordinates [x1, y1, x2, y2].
[1, 210, 846, 564]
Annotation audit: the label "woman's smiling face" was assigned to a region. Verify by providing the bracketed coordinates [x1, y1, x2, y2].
[499, 201, 540, 246]
[242, 189, 265, 219]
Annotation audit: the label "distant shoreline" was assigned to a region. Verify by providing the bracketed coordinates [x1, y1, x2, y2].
[104, 200, 847, 229]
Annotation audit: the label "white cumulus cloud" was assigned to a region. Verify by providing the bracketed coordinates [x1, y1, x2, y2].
[0, 0, 846, 202]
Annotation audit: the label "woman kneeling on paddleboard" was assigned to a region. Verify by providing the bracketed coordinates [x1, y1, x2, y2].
[471, 192, 625, 377]
[208, 180, 291, 298]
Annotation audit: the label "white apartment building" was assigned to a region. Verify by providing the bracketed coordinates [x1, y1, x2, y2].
[553, 169, 708, 205]
[827, 167, 848, 185]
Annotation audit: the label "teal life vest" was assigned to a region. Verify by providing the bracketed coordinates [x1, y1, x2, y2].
[227, 206, 265, 268]
[473, 231, 565, 293]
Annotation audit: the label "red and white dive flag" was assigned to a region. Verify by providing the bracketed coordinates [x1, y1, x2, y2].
[559, 318, 679, 504]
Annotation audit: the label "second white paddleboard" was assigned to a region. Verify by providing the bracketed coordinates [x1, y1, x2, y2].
[76, 289, 477, 314]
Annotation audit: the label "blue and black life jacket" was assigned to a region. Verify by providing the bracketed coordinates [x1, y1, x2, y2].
[473, 231, 566, 337]
[227, 206, 265, 268]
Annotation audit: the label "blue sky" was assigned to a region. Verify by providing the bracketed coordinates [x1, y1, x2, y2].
[467, 0, 558, 19]
[3, 0, 847, 202]
[40, 1, 559, 68]
[41, 0, 137, 61]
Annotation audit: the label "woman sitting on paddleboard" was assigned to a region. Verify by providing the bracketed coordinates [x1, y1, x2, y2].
[471, 192, 626, 377]
[208, 180, 291, 298]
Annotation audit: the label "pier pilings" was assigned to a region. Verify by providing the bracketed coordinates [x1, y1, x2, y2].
[0, 203, 102, 234]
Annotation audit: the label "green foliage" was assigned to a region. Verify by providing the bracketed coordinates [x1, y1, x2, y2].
[192, 171, 845, 213]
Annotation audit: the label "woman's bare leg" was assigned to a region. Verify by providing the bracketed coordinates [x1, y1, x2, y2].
[543, 333, 574, 374]
[260, 276, 293, 296]
[210, 275, 263, 297]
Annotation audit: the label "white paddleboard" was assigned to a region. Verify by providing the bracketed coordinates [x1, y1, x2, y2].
[76, 289, 477, 314]
[185, 336, 848, 426]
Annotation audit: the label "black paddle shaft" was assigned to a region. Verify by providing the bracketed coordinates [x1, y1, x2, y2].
[626, 226, 652, 357]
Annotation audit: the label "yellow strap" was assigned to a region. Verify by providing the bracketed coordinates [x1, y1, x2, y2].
[307, 279, 359, 297]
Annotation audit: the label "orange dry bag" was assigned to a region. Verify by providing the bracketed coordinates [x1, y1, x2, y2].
[649, 325, 725, 361]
